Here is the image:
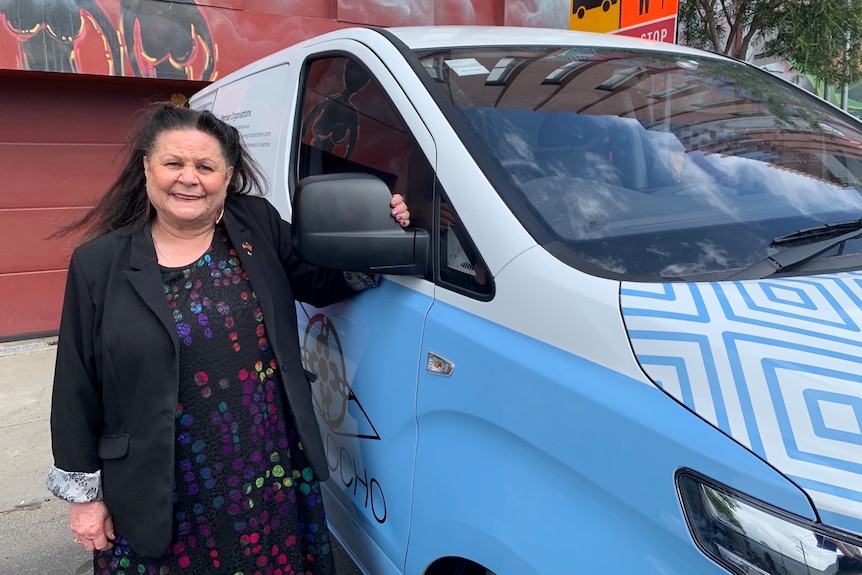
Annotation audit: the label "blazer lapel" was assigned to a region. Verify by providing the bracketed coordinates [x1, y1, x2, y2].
[125, 220, 179, 347]
[223, 208, 280, 352]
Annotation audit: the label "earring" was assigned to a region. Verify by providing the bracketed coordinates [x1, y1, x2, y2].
[215, 206, 225, 225]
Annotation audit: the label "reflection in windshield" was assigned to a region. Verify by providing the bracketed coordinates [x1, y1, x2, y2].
[415, 47, 862, 280]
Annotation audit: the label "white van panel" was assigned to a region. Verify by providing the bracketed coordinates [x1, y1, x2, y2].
[447, 245, 648, 381]
[210, 64, 293, 217]
[191, 91, 215, 112]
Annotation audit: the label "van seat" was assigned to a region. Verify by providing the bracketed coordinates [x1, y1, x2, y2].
[536, 113, 625, 186]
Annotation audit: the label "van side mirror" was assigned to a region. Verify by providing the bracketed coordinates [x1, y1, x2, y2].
[292, 173, 429, 275]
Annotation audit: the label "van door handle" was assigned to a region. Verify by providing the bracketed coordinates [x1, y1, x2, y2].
[426, 352, 454, 376]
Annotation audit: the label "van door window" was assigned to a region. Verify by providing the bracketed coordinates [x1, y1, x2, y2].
[297, 56, 412, 198]
[296, 55, 491, 296]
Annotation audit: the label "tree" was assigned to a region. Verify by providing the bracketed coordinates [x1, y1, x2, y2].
[678, 0, 862, 86]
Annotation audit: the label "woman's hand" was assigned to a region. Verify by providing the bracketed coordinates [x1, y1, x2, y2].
[69, 501, 115, 552]
[390, 194, 410, 228]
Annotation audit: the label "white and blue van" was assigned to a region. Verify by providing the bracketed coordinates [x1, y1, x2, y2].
[191, 25, 862, 575]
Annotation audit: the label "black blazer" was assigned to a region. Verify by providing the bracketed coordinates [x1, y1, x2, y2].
[50, 194, 358, 558]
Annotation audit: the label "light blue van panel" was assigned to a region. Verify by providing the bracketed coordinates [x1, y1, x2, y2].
[403, 298, 814, 574]
[297, 279, 433, 573]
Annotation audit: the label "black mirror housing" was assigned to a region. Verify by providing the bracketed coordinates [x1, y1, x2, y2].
[292, 173, 429, 275]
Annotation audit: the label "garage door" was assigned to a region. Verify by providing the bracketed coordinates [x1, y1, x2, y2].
[0, 71, 207, 340]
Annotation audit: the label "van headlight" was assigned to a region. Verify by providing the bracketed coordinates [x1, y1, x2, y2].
[677, 470, 862, 575]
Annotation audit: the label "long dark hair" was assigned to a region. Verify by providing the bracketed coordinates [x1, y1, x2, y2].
[55, 102, 267, 242]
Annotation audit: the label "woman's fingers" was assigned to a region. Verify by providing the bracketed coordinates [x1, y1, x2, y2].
[69, 501, 114, 551]
[390, 194, 411, 227]
[103, 513, 115, 541]
[89, 530, 115, 551]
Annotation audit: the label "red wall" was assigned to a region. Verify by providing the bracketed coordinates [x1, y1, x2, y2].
[0, 71, 206, 339]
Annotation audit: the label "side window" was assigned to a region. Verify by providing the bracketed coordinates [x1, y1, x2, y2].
[296, 55, 491, 297]
[438, 193, 493, 297]
[297, 56, 411, 198]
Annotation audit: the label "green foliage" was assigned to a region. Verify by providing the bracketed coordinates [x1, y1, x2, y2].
[678, 0, 783, 59]
[766, 0, 862, 85]
[678, 0, 719, 53]
[679, 0, 862, 86]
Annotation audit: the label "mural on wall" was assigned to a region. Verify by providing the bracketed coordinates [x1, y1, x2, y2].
[506, 0, 569, 29]
[0, 0, 216, 79]
[336, 0, 685, 32]
[121, 0, 215, 80]
[0, 0, 677, 79]
[0, 0, 121, 74]
[337, 0, 568, 29]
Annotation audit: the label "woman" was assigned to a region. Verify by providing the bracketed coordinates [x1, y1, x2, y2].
[46, 103, 410, 574]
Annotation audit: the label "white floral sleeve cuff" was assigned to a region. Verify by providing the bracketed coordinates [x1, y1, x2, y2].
[46, 465, 102, 503]
[343, 271, 379, 291]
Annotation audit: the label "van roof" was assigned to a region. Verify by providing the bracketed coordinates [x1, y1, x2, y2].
[384, 25, 716, 58]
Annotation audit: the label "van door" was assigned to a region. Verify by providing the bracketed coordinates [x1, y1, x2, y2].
[291, 46, 436, 575]
[208, 63, 294, 218]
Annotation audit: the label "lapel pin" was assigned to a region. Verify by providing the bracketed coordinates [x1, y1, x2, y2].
[242, 241, 253, 256]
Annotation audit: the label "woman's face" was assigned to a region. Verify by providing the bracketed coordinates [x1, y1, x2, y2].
[143, 128, 234, 230]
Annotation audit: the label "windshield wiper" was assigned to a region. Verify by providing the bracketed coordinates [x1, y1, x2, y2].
[727, 219, 862, 280]
[770, 218, 862, 246]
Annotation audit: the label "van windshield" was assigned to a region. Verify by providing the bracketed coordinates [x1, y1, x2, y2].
[413, 46, 862, 281]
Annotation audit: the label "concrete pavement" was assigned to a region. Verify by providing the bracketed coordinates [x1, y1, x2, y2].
[0, 337, 361, 575]
[0, 337, 57, 513]
[0, 336, 79, 574]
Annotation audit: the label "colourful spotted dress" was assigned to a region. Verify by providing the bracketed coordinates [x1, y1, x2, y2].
[95, 224, 336, 575]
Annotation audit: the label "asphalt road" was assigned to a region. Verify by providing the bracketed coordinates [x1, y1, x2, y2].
[0, 497, 363, 575]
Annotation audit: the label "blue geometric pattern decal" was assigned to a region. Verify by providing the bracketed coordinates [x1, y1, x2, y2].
[622, 272, 862, 536]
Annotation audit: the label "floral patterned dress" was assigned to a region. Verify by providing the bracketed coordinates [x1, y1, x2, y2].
[94, 224, 335, 575]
